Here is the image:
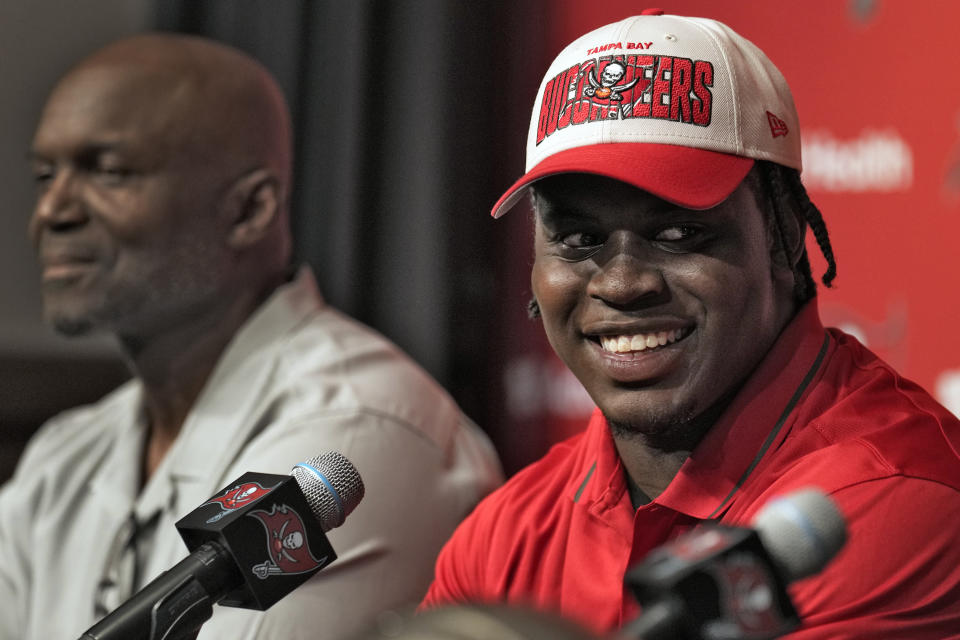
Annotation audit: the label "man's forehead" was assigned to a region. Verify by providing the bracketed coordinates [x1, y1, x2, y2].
[33, 35, 291, 187]
[58, 61, 190, 114]
[34, 63, 199, 152]
[534, 174, 691, 217]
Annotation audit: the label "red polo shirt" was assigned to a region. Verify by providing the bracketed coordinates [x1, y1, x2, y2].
[422, 302, 960, 638]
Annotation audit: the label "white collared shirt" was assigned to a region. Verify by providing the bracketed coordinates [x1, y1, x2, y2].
[0, 266, 503, 639]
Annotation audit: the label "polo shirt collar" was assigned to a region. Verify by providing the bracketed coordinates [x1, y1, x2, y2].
[570, 301, 830, 521]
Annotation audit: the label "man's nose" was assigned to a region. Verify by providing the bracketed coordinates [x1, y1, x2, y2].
[587, 236, 667, 308]
[31, 169, 87, 234]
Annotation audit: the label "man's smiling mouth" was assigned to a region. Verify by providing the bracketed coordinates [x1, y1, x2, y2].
[595, 328, 690, 354]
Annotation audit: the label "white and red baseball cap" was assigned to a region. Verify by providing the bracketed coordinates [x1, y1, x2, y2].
[492, 9, 801, 218]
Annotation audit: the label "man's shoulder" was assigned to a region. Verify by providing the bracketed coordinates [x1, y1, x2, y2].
[820, 328, 955, 424]
[284, 304, 438, 380]
[422, 428, 597, 609]
[4, 379, 140, 517]
[20, 380, 140, 464]
[268, 305, 472, 439]
[240, 272, 466, 428]
[455, 431, 589, 534]
[208, 297, 503, 492]
[797, 328, 960, 489]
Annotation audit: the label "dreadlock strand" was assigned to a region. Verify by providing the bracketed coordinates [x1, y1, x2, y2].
[756, 162, 792, 266]
[787, 172, 837, 289]
[759, 161, 817, 302]
[794, 251, 814, 301]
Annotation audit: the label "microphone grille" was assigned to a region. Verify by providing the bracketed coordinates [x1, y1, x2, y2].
[291, 451, 365, 532]
[753, 488, 847, 581]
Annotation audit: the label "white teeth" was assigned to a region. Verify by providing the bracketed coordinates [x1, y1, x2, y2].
[599, 328, 684, 354]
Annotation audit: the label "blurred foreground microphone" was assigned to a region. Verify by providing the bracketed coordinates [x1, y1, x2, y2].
[622, 489, 846, 640]
[78, 451, 364, 640]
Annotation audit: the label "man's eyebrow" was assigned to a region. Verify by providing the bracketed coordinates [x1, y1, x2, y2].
[27, 141, 129, 164]
[536, 201, 598, 226]
[653, 205, 710, 219]
[538, 202, 698, 226]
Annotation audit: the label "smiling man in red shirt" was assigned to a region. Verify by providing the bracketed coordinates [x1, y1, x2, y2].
[422, 11, 960, 638]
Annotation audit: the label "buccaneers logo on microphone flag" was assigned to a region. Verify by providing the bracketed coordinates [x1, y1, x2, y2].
[249, 504, 328, 579]
[203, 481, 276, 523]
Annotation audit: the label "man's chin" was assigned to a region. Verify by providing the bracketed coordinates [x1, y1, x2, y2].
[47, 313, 97, 337]
[601, 388, 737, 453]
[602, 402, 707, 452]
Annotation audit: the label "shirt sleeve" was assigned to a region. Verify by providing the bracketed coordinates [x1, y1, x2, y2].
[0, 418, 63, 640]
[420, 521, 476, 610]
[0, 464, 31, 639]
[420, 484, 506, 612]
[784, 476, 960, 639]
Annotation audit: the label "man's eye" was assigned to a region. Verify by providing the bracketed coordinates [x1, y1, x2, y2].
[97, 164, 129, 176]
[655, 225, 699, 242]
[31, 164, 54, 186]
[561, 232, 603, 249]
[93, 164, 133, 184]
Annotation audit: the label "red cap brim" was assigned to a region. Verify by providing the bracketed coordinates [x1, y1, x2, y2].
[491, 143, 754, 218]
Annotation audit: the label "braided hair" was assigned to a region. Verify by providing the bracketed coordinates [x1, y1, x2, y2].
[747, 160, 836, 303]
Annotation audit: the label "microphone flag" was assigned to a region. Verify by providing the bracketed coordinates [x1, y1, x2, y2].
[175, 471, 335, 611]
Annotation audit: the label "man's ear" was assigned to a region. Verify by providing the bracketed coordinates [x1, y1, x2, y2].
[223, 168, 284, 250]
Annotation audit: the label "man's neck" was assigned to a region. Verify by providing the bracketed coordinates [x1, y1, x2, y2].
[125, 285, 272, 486]
[614, 437, 691, 502]
[609, 387, 739, 501]
[133, 328, 235, 485]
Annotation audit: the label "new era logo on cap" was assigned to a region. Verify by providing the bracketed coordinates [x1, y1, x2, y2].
[492, 10, 802, 217]
[767, 111, 789, 138]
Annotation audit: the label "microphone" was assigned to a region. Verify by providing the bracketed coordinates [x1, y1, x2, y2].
[78, 451, 365, 640]
[622, 488, 846, 640]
